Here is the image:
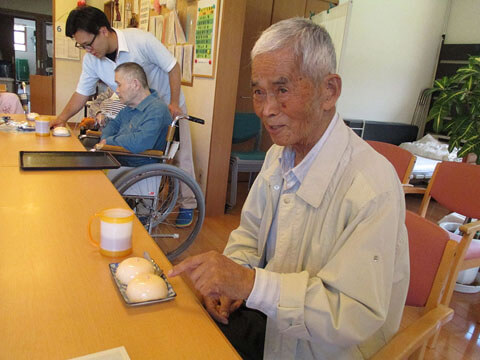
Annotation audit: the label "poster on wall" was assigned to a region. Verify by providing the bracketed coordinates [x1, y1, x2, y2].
[139, 0, 150, 31]
[193, 0, 219, 78]
[54, 22, 80, 60]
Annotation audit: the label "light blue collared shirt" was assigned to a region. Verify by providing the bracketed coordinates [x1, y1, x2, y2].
[266, 113, 339, 261]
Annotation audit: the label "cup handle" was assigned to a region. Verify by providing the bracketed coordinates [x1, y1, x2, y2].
[88, 213, 100, 247]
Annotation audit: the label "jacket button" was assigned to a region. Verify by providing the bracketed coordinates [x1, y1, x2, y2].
[273, 185, 280, 191]
[284, 198, 290, 204]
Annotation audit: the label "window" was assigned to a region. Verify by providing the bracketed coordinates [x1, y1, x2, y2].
[14, 24, 26, 52]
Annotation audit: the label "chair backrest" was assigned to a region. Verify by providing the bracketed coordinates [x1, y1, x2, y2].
[405, 211, 457, 311]
[419, 161, 480, 220]
[367, 140, 416, 184]
[232, 113, 262, 148]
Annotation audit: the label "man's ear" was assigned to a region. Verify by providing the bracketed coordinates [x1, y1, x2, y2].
[131, 78, 140, 90]
[321, 74, 342, 111]
[99, 26, 109, 36]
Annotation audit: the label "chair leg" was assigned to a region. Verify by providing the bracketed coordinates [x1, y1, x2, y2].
[409, 343, 427, 360]
[427, 329, 441, 349]
[228, 161, 238, 209]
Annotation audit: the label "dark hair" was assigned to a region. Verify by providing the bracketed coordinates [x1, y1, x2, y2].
[115, 62, 149, 89]
[66, 6, 112, 38]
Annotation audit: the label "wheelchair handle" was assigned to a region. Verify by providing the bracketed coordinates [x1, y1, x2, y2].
[186, 115, 205, 124]
[173, 114, 205, 125]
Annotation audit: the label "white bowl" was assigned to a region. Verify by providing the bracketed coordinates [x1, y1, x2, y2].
[116, 257, 154, 285]
[126, 273, 168, 302]
[26, 112, 39, 121]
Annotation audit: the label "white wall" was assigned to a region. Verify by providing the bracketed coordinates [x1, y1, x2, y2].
[336, 0, 449, 124]
[445, 0, 480, 44]
[14, 18, 36, 78]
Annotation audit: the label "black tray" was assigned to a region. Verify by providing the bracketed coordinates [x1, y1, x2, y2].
[20, 151, 121, 170]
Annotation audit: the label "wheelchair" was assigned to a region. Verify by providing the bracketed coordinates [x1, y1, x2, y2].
[79, 114, 205, 261]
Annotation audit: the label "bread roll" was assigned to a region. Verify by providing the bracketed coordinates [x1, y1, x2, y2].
[116, 257, 154, 285]
[126, 273, 168, 302]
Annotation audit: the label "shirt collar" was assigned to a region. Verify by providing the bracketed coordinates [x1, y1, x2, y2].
[129, 89, 158, 112]
[113, 28, 129, 56]
[279, 113, 339, 190]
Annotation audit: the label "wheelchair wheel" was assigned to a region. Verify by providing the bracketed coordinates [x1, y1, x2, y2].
[113, 163, 205, 261]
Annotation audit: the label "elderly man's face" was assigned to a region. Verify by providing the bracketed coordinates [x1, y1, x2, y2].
[114, 71, 135, 106]
[251, 47, 333, 154]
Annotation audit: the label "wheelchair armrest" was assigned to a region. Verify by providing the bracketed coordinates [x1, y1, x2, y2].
[94, 143, 164, 157]
[86, 130, 102, 137]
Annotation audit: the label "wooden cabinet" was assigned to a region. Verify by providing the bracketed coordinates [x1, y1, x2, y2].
[30, 75, 54, 115]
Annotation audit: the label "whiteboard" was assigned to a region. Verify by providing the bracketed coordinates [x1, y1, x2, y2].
[311, 0, 352, 73]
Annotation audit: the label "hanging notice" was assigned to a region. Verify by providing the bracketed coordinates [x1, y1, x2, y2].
[193, 0, 219, 78]
[54, 22, 80, 60]
[139, 0, 150, 31]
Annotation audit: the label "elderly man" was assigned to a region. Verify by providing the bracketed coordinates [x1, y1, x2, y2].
[99, 62, 171, 167]
[169, 18, 409, 359]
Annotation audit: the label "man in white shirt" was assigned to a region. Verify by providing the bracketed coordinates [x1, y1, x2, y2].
[53, 6, 196, 226]
[169, 18, 410, 359]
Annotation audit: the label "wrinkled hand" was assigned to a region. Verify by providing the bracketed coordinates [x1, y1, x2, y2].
[168, 103, 183, 119]
[204, 295, 243, 324]
[168, 251, 255, 301]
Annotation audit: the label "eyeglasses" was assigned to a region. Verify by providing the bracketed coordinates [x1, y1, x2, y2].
[75, 33, 97, 50]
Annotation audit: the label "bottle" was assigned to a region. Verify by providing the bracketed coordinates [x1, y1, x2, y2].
[19, 81, 28, 113]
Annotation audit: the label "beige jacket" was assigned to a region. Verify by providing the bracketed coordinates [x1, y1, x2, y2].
[224, 118, 410, 359]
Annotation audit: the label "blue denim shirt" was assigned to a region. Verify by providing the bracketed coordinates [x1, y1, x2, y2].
[101, 89, 171, 167]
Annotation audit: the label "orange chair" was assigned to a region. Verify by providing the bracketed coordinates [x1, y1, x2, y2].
[417, 161, 480, 306]
[367, 140, 416, 184]
[366, 140, 426, 195]
[372, 210, 457, 359]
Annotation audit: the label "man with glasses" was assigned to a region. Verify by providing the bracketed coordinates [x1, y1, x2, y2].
[54, 6, 197, 227]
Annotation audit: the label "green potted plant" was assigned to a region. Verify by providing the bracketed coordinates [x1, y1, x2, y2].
[427, 55, 480, 164]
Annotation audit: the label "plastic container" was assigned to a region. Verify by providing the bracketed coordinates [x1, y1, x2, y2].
[438, 221, 480, 288]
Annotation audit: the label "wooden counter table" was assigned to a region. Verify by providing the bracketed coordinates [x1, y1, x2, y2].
[0, 116, 239, 359]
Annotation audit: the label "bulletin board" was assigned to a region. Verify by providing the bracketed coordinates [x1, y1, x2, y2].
[192, 0, 219, 78]
[118, 0, 204, 86]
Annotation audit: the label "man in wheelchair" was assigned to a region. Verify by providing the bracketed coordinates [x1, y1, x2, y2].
[89, 62, 203, 243]
[98, 61, 171, 167]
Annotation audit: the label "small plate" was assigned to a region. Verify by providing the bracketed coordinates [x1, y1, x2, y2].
[109, 260, 176, 306]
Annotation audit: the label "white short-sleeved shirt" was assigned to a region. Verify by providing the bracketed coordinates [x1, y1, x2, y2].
[76, 28, 185, 107]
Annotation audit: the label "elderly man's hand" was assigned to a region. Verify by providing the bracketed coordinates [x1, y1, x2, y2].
[168, 251, 255, 301]
[168, 103, 183, 119]
[204, 295, 243, 324]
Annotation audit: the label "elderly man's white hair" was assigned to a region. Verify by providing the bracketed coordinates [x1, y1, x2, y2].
[251, 17, 336, 84]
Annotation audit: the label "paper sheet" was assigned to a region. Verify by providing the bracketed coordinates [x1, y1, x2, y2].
[174, 11, 186, 44]
[174, 45, 184, 74]
[166, 11, 176, 45]
[149, 16, 156, 34]
[68, 346, 130, 360]
[182, 44, 193, 83]
[155, 16, 165, 43]
[139, 0, 150, 31]
[54, 22, 80, 60]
